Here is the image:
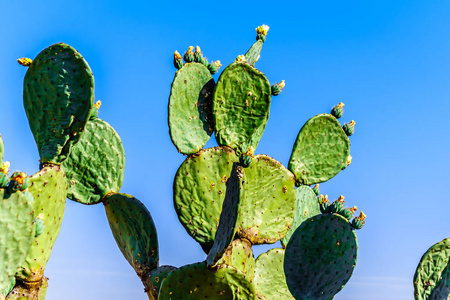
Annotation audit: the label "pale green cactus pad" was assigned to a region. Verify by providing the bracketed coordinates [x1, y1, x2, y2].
[254, 248, 294, 300]
[288, 114, 350, 185]
[244, 39, 264, 66]
[158, 262, 256, 300]
[414, 238, 450, 300]
[216, 239, 255, 279]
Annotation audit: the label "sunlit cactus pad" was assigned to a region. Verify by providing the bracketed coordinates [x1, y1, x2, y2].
[173, 146, 238, 250]
[213, 62, 271, 155]
[158, 262, 256, 300]
[169, 62, 215, 154]
[254, 248, 294, 300]
[62, 118, 125, 204]
[289, 114, 350, 185]
[414, 238, 450, 300]
[284, 213, 357, 300]
[215, 239, 255, 279]
[23, 43, 94, 163]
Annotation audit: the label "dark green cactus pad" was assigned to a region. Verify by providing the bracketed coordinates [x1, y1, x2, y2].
[159, 262, 256, 300]
[237, 155, 296, 245]
[169, 63, 215, 154]
[142, 265, 177, 300]
[16, 166, 67, 282]
[284, 213, 358, 300]
[62, 118, 125, 204]
[207, 164, 242, 267]
[281, 185, 320, 248]
[288, 114, 350, 185]
[216, 239, 255, 279]
[244, 39, 264, 66]
[254, 248, 294, 300]
[414, 239, 450, 300]
[104, 193, 159, 277]
[173, 146, 238, 250]
[213, 62, 271, 155]
[23, 43, 94, 164]
[0, 189, 35, 294]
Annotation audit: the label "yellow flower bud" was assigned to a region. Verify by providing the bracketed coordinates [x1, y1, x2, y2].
[17, 58, 32, 67]
[359, 211, 366, 221]
[0, 161, 10, 174]
[255, 24, 270, 36]
[279, 80, 285, 89]
[338, 102, 344, 109]
[214, 60, 222, 68]
[195, 46, 201, 54]
[350, 206, 358, 213]
[94, 100, 102, 110]
[337, 195, 345, 203]
[174, 51, 182, 60]
[236, 55, 245, 62]
[346, 155, 352, 166]
[187, 46, 194, 54]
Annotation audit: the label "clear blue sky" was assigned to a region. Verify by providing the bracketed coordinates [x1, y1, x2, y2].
[1, 1, 450, 299]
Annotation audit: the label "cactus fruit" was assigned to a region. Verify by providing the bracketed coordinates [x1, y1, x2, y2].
[329, 195, 345, 214]
[183, 46, 195, 63]
[271, 80, 286, 96]
[312, 183, 320, 196]
[8, 172, 30, 193]
[318, 194, 331, 214]
[331, 102, 344, 118]
[343, 120, 355, 136]
[351, 211, 366, 230]
[340, 206, 358, 220]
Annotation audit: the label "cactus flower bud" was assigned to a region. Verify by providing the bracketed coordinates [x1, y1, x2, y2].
[343, 120, 355, 136]
[312, 184, 320, 196]
[194, 46, 204, 63]
[94, 100, 102, 110]
[255, 24, 269, 41]
[331, 102, 345, 118]
[0, 161, 10, 174]
[207, 60, 222, 75]
[236, 55, 246, 62]
[271, 80, 286, 96]
[184, 46, 195, 63]
[351, 211, 366, 229]
[173, 50, 183, 69]
[17, 57, 32, 67]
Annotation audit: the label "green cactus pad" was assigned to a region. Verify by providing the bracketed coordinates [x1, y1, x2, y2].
[207, 164, 242, 267]
[159, 262, 256, 300]
[173, 146, 238, 251]
[288, 114, 350, 185]
[142, 265, 177, 300]
[169, 63, 215, 154]
[254, 248, 294, 300]
[1, 277, 15, 298]
[16, 166, 67, 282]
[237, 155, 296, 245]
[213, 62, 271, 155]
[414, 238, 450, 300]
[62, 118, 125, 204]
[281, 185, 321, 247]
[216, 239, 255, 279]
[0, 189, 35, 294]
[104, 193, 159, 277]
[23, 43, 94, 164]
[284, 213, 358, 300]
[244, 39, 264, 66]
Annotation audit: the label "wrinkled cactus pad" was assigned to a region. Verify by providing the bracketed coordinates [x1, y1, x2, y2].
[213, 62, 271, 155]
[159, 262, 256, 300]
[284, 213, 358, 300]
[169, 62, 215, 154]
[254, 248, 294, 300]
[23, 43, 94, 164]
[414, 238, 450, 300]
[62, 118, 125, 204]
[215, 239, 255, 279]
[288, 114, 350, 185]
[104, 193, 159, 277]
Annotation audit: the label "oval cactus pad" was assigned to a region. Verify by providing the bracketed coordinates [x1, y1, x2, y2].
[173, 146, 238, 250]
[104, 193, 159, 277]
[169, 63, 215, 154]
[237, 155, 296, 245]
[414, 238, 450, 300]
[62, 118, 125, 204]
[284, 213, 358, 300]
[288, 114, 350, 185]
[23, 43, 94, 164]
[213, 62, 271, 155]
[159, 262, 256, 300]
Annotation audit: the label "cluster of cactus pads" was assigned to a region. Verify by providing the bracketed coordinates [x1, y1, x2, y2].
[0, 25, 366, 300]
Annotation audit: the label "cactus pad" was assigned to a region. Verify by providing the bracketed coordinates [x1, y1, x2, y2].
[237, 155, 296, 245]
[288, 114, 350, 185]
[62, 118, 125, 204]
[169, 63, 215, 154]
[281, 185, 320, 247]
[216, 239, 255, 279]
[244, 40, 264, 66]
[142, 265, 177, 300]
[104, 193, 159, 277]
[284, 213, 358, 300]
[173, 146, 238, 250]
[23, 43, 94, 163]
[414, 238, 450, 300]
[254, 248, 294, 300]
[6, 277, 48, 300]
[158, 262, 256, 300]
[213, 62, 271, 155]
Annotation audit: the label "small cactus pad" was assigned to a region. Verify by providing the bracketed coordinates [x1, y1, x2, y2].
[281, 185, 321, 247]
[173, 146, 238, 250]
[142, 265, 177, 300]
[254, 248, 294, 300]
[244, 39, 264, 66]
[215, 239, 255, 279]
[207, 164, 242, 267]
[288, 114, 350, 185]
[62, 118, 125, 204]
[237, 155, 296, 245]
[158, 262, 256, 300]
[414, 239, 450, 300]
[284, 213, 358, 300]
[213, 62, 271, 155]
[23, 43, 94, 164]
[16, 166, 67, 282]
[169, 62, 215, 154]
[0, 189, 35, 294]
[104, 193, 159, 277]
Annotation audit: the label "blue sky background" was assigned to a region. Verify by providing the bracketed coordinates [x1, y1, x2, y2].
[1, 1, 450, 299]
